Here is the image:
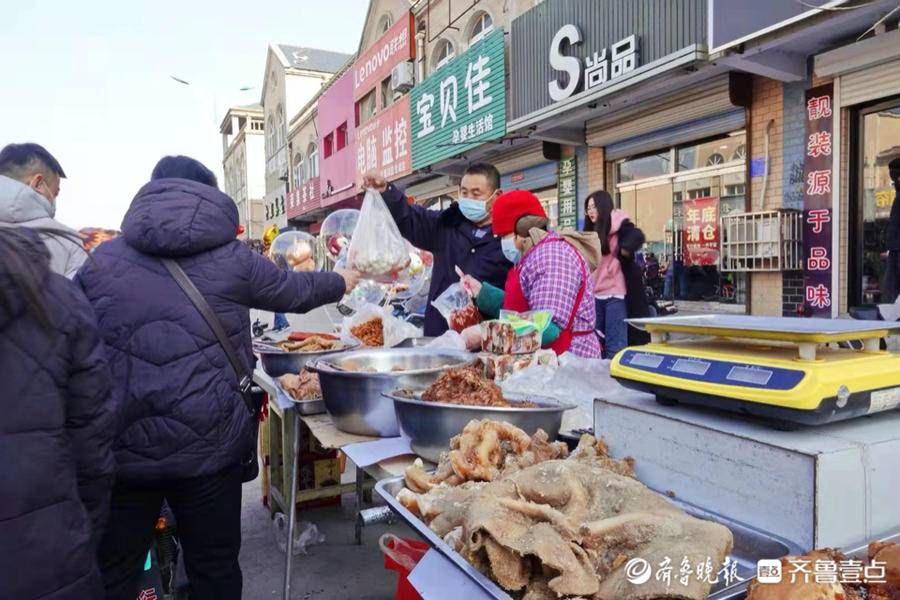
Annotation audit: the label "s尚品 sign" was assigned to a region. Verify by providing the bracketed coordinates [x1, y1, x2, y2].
[549, 26, 639, 102]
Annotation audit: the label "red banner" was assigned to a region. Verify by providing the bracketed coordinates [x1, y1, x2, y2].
[802, 83, 834, 317]
[682, 196, 720, 267]
[352, 13, 415, 100]
[355, 95, 411, 180]
[286, 177, 321, 220]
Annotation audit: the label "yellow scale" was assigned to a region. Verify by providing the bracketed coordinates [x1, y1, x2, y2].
[610, 315, 900, 427]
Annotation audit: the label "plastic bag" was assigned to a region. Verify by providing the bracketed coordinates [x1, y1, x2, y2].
[501, 353, 643, 432]
[273, 515, 326, 556]
[340, 303, 421, 348]
[347, 189, 410, 283]
[482, 310, 552, 355]
[432, 283, 482, 332]
[425, 330, 468, 351]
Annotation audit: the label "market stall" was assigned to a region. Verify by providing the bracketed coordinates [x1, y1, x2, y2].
[255, 313, 900, 600]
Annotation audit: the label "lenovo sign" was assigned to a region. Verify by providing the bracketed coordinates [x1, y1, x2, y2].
[353, 13, 415, 99]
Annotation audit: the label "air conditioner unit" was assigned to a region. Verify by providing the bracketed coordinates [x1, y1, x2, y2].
[391, 61, 415, 94]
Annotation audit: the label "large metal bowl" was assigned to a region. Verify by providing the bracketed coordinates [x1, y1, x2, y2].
[255, 342, 356, 378]
[307, 348, 476, 437]
[384, 390, 576, 463]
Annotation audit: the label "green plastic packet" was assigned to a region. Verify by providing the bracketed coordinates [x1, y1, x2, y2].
[498, 310, 552, 335]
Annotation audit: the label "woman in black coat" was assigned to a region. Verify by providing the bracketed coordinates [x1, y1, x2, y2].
[0, 227, 115, 600]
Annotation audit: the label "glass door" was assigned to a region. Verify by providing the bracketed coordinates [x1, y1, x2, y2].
[855, 99, 900, 305]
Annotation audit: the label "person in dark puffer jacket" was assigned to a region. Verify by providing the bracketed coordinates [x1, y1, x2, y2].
[0, 227, 115, 600]
[75, 156, 357, 600]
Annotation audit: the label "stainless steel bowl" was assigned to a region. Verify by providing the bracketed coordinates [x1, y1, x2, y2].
[384, 390, 575, 463]
[255, 342, 356, 378]
[307, 348, 476, 437]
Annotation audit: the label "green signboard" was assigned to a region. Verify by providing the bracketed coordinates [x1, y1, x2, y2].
[558, 156, 577, 229]
[411, 28, 506, 170]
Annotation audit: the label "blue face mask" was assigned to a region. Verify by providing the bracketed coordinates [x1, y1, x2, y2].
[458, 197, 488, 222]
[501, 237, 521, 264]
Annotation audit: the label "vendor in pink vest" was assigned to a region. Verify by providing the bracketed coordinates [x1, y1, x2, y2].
[461, 190, 602, 358]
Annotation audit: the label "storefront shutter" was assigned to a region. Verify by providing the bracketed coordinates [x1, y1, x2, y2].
[604, 109, 746, 161]
[492, 142, 547, 174]
[586, 74, 741, 148]
[841, 60, 900, 107]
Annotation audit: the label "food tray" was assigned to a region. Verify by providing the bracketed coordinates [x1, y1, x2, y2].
[710, 527, 900, 599]
[384, 390, 574, 463]
[270, 378, 326, 415]
[376, 476, 803, 600]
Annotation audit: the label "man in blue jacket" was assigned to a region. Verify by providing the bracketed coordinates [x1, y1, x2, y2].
[364, 163, 511, 336]
[76, 156, 358, 600]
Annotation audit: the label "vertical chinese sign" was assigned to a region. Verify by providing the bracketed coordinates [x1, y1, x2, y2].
[411, 28, 506, 170]
[682, 197, 720, 266]
[353, 13, 414, 181]
[557, 157, 577, 229]
[802, 84, 834, 317]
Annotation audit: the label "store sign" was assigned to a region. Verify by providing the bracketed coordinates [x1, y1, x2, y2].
[682, 196, 720, 267]
[802, 84, 835, 317]
[353, 13, 415, 99]
[509, 0, 706, 120]
[557, 156, 577, 229]
[286, 177, 321, 220]
[355, 95, 411, 180]
[410, 28, 506, 170]
[548, 26, 639, 102]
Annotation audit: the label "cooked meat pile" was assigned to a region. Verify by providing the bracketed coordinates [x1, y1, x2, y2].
[278, 336, 343, 352]
[421, 368, 536, 407]
[278, 369, 321, 401]
[397, 420, 732, 599]
[869, 541, 900, 600]
[746, 543, 900, 600]
[351, 317, 384, 347]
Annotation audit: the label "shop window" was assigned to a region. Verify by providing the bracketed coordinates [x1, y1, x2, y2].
[381, 76, 394, 109]
[323, 132, 334, 159]
[433, 39, 455, 72]
[307, 143, 318, 178]
[469, 12, 494, 45]
[854, 100, 900, 305]
[616, 151, 670, 183]
[294, 152, 305, 187]
[676, 132, 745, 172]
[336, 122, 348, 151]
[377, 13, 393, 36]
[356, 90, 377, 127]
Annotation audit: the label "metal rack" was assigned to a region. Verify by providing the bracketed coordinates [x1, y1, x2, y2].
[720, 209, 802, 272]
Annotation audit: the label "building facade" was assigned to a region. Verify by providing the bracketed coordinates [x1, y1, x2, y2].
[220, 104, 266, 240]
[260, 44, 350, 231]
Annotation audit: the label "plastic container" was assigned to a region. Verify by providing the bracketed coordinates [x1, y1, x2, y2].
[379, 534, 429, 600]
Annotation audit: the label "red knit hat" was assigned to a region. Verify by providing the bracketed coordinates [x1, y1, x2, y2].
[491, 189, 547, 236]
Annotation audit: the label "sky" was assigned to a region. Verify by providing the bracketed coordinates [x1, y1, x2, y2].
[1, 0, 369, 229]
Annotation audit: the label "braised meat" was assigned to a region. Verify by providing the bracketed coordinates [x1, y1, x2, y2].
[869, 541, 900, 600]
[745, 549, 863, 600]
[278, 369, 321, 401]
[351, 317, 384, 347]
[398, 425, 730, 600]
[421, 368, 534, 407]
[278, 336, 343, 352]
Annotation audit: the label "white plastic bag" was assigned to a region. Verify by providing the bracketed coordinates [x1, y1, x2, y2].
[347, 189, 410, 283]
[340, 303, 421, 348]
[501, 353, 631, 432]
[273, 515, 325, 556]
[425, 330, 468, 351]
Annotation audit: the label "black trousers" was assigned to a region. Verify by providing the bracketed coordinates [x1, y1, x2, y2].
[98, 463, 243, 600]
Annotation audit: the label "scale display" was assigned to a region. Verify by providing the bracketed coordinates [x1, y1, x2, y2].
[621, 350, 804, 390]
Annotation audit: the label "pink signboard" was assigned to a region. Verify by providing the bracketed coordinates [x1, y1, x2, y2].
[286, 177, 322, 220]
[317, 69, 359, 207]
[355, 95, 412, 181]
[682, 197, 720, 267]
[353, 12, 415, 100]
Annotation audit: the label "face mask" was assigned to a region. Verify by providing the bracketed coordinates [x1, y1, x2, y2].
[501, 236, 521, 264]
[458, 197, 488, 222]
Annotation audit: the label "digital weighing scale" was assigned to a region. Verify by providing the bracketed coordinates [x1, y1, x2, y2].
[609, 315, 900, 426]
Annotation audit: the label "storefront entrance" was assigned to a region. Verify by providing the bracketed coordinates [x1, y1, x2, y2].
[852, 97, 900, 306]
[614, 132, 748, 313]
